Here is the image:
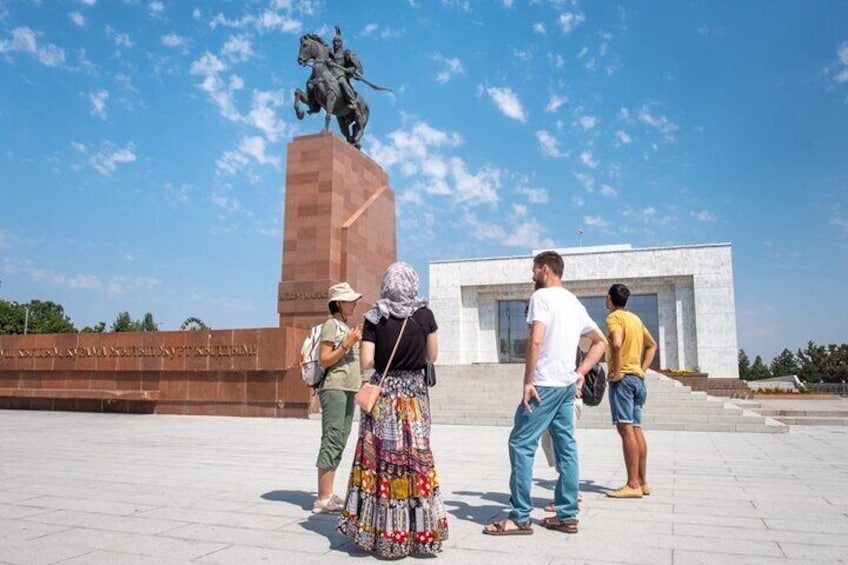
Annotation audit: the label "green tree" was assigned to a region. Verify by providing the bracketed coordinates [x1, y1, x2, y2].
[111, 311, 138, 332]
[797, 341, 827, 383]
[110, 311, 159, 332]
[27, 300, 76, 333]
[738, 349, 752, 381]
[769, 348, 800, 378]
[0, 299, 75, 334]
[825, 343, 848, 383]
[749, 355, 771, 381]
[81, 322, 106, 333]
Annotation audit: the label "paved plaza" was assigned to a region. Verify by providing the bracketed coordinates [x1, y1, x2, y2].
[1, 409, 847, 565]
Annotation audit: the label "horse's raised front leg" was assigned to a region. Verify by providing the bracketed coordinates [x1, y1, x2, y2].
[293, 89, 306, 120]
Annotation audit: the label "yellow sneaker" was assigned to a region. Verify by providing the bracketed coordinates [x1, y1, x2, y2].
[641, 483, 651, 496]
[606, 485, 643, 498]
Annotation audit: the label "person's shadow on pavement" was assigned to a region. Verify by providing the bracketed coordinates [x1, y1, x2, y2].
[260, 489, 365, 557]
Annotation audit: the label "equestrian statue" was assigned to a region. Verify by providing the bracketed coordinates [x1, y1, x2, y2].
[294, 26, 391, 149]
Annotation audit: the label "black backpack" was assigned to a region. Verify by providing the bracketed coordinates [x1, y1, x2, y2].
[577, 348, 607, 406]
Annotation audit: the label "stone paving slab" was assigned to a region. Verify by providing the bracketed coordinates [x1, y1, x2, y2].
[1, 411, 847, 564]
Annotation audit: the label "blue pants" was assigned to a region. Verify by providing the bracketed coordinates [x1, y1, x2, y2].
[508, 384, 579, 524]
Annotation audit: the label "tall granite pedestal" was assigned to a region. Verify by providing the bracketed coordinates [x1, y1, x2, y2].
[278, 132, 397, 330]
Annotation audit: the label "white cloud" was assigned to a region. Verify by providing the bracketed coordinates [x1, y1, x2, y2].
[68, 12, 86, 27]
[164, 181, 192, 204]
[533, 22, 546, 34]
[106, 26, 134, 48]
[216, 150, 250, 176]
[549, 53, 565, 68]
[486, 86, 527, 122]
[88, 142, 137, 176]
[362, 23, 379, 36]
[691, 210, 717, 222]
[615, 130, 632, 144]
[238, 136, 280, 167]
[54, 274, 102, 289]
[256, 10, 301, 33]
[558, 11, 586, 34]
[536, 130, 564, 158]
[502, 0, 514, 7]
[545, 94, 568, 113]
[600, 184, 618, 197]
[638, 106, 679, 142]
[463, 212, 554, 249]
[577, 115, 597, 130]
[105, 275, 161, 296]
[433, 52, 464, 84]
[579, 150, 599, 168]
[190, 51, 242, 122]
[148, 1, 164, 16]
[216, 135, 280, 176]
[573, 171, 595, 192]
[832, 216, 848, 233]
[162, 34, 187, 48]
[222, 35, 254, 62]
[88, 89, 108, 119]
[368, 121, 502, 206]
[451, 158, 500, 205]
[0, 27, 66, 67]
[246, 89, 288, 142]
[517, 186, 549, 204]
[583, 215, 609, 228]
[831, 42, 848, 83]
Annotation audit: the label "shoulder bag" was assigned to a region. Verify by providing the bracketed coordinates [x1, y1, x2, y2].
[408, 315, 437, 387]
[354, 318, 408, 414]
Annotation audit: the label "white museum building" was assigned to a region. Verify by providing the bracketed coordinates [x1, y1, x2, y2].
[429, 242, 739, 379]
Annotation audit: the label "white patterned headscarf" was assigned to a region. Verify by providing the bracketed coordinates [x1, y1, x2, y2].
[364, 261, 429, 323]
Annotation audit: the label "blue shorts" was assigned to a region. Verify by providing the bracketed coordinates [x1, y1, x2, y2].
[609, 374, 647, 427]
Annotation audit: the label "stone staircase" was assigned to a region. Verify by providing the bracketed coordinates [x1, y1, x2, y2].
[732, 399, 848, 426]
[428, 364, 788, 433]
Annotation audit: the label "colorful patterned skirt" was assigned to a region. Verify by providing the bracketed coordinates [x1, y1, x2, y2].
[337, 369, 449, 558]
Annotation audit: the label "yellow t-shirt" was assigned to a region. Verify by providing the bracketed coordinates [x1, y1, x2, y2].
[606, 309, 652, 379]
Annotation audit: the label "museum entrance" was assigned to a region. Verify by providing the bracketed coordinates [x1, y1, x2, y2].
[497, 295, 660, 368]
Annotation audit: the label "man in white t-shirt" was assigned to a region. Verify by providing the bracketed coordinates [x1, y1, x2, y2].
[484, 251, 606, 536]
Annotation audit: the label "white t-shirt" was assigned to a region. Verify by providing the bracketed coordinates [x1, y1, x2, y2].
[526, 286, 599, 387]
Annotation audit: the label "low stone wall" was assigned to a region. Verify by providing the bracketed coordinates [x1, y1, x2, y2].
[0, 327, 311, 417]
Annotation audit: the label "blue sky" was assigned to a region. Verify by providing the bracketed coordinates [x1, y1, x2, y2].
[1, 0, 846, 363]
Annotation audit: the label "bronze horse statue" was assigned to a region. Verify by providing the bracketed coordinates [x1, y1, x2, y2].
[294, 33, 369, 148]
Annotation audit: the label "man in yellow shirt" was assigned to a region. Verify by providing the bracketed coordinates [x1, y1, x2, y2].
[605, 283, 657, 498]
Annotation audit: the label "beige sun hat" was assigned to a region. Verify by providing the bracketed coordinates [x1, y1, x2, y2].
[327, 282, 363, 303]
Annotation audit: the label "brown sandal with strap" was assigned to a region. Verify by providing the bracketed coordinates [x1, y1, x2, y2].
[482, 518, 534, 536]
[540, 516, 579, 533]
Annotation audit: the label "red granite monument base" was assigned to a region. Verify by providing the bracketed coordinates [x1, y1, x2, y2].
[0, 132, 397, 418]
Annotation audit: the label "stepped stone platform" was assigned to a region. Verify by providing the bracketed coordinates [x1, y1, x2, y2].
[428, 365, 788, 433]
[730, 396, 848, 427]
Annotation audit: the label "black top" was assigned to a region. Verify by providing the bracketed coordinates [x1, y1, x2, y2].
[362, 307, 438, 373]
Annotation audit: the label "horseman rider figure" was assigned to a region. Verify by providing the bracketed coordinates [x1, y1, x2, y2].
[330, 26, 363, 127]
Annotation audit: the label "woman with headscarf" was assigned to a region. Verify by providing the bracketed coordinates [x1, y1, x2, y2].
[337, 262, 449, 559]
[313, 282, 363, 514]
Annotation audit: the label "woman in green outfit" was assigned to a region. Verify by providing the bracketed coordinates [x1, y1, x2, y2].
[313, 282, 363, 514]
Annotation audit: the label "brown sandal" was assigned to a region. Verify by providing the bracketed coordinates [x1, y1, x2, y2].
[482, 518, 534, 536]
[544, 493, 582, 513]
[540, 516, 579, 533]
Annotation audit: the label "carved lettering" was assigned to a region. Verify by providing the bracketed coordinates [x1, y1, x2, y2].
[0, 343, 259, 360]
[278, 290, 328, 301]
